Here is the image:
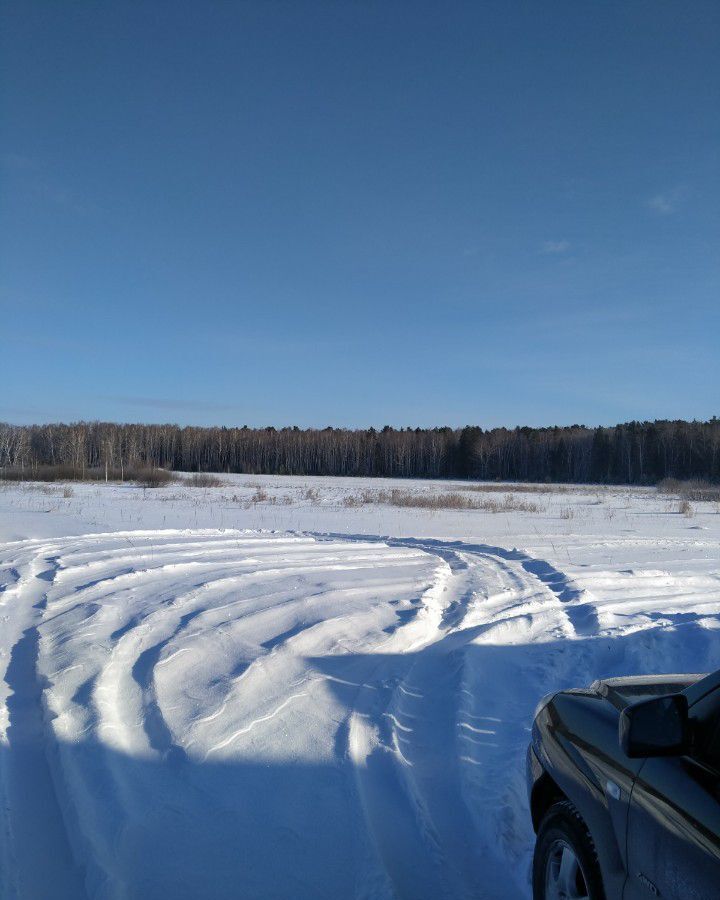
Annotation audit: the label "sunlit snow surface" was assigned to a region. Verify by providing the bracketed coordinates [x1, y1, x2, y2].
[1, 476, 719, 899]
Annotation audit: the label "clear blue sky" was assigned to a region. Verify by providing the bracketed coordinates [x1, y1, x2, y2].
[2, 1, 718, 428]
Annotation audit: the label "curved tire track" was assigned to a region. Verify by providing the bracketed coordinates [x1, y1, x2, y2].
[3, 527, 712, 900]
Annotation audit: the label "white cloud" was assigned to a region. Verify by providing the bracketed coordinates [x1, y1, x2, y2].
[541, 240, 570, 254]
[647, 186, 687, 216]
[647, 194, 674, 214]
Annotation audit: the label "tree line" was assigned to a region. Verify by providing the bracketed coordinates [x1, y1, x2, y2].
[1, 418, 719, 485]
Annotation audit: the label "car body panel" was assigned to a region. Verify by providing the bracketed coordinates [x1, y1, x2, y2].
[531, 690, 644, 897]
[624, 677, 720, 900]
[625, 755, 720, 900]
[528, 672, 720, 900]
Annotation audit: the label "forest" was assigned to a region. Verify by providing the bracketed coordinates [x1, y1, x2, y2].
[1, 418, 719, 485]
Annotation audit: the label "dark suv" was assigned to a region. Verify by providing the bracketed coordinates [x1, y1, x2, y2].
[527, 669, 720, 899]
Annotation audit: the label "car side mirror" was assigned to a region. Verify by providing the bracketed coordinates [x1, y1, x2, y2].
[619, 693, 690, 758]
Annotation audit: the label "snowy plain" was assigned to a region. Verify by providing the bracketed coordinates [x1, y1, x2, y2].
[1, 474, 719, 900]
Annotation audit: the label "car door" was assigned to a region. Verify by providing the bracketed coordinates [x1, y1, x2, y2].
[623, 707, 720, 900]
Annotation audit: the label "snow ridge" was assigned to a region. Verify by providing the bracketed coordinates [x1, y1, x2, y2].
[1, 527, 719, 899]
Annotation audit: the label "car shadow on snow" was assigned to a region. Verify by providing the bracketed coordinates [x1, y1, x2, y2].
[4, 613, 720, 899]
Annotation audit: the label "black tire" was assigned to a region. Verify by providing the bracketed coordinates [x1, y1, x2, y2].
[532, 800, 606, 900]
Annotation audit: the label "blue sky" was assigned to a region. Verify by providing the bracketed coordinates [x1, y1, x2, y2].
[1, 1, 718, 428]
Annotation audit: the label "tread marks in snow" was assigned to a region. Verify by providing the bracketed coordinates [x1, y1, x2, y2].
[0, 530, 613, 900]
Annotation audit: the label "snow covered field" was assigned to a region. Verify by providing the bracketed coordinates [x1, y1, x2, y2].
[1, 475, 719, 899]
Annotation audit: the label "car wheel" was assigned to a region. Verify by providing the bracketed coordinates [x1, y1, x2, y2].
[533, 800, 605, 900]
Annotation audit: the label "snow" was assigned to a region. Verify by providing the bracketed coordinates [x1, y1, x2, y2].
[1, 475, 719, 899]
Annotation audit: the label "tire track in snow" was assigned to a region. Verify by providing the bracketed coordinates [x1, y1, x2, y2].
[326, 536, 585, 900]
[2, 528, 718, 900]
[0, 548, 87, 899]
[0, 530, 441, 898]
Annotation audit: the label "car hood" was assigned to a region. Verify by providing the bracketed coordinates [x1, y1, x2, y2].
[588, 673, 707, 711]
